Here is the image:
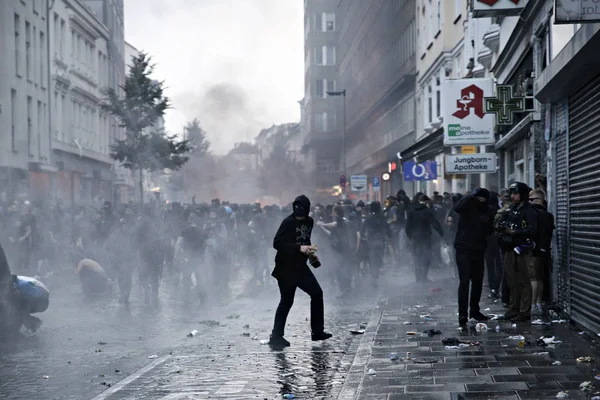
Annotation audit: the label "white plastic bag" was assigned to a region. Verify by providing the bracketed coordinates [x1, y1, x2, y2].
[441, 243, 451, 266]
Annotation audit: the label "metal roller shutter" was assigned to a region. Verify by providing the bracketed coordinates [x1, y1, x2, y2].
[554, 102, 569, 312]
[568, 73, 600, 332]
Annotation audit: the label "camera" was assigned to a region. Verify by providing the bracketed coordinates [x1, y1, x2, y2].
[496, 220, 516, 233]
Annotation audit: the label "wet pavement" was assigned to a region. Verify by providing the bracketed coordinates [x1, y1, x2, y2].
[354, 275, 600, 400]
[4, 262, 600, 400]
[0, 264, 382, 400]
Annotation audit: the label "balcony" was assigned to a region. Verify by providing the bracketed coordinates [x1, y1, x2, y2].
[483, 24, 501, 54]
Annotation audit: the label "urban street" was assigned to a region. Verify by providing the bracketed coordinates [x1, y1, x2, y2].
[2, 265, 600, 400]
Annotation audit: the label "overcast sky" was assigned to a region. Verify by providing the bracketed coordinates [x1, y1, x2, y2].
[124, 0, 304, 154]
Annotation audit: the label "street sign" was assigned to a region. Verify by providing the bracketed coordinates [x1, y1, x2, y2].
[484, 85, 525, 125]
[445, 153, 497, 174]
[403, 161, 437, 181]
[372, 176, 381, 192]
[461, 146, 477, 154]
[339, 174, 346, 187]
[350, 175, 368, 192]
[555, 0, 600, 24]
[442, 78, 495, 146]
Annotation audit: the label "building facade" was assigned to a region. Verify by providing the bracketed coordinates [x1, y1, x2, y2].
[337, 0, 417, 200]
[404, 0, 496, 197]
[0, 0, 55, 202]
[50, 0, 115, 206]
[535, 4, 600, 332]
[254, 123, 301, 167]
[302, 0, 341, 195]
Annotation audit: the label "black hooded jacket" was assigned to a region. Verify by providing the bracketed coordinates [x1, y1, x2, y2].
[405, 203, 443, 242]
[271, 195, 313, 279]
[453, 195, 495, 252]
[498, 183, 539, 251]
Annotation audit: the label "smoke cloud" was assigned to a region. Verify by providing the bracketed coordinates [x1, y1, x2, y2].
[124, 0, 304, 154]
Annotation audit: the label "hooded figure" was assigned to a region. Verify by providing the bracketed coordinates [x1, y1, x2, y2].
[497, 182, 539, 323]
[269, 195, 332, 348]
[453, 188, 495, 325]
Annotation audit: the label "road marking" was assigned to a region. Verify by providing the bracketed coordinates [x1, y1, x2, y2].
[89, 355, 171, 400]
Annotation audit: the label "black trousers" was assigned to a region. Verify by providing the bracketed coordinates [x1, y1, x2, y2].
[456, 249, 485, 318]
[485, 245, 503, 292]
[272, 268, 324, 337]
[413, 240, 432, 282]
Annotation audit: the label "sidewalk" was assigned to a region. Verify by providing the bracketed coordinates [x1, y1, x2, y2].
[351, 274, 600, 400]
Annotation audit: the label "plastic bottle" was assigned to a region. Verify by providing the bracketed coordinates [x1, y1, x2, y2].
[283, 394, 295, 399]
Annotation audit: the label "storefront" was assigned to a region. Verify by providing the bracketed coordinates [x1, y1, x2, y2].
[536, 23, 600, 332]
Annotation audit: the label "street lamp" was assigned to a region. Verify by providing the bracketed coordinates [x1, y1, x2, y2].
[326, 89, 347, 193]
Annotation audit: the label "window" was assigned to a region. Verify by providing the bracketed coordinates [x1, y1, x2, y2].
[427, 84, 433, 124]
[11, 89, 17, 152]
[315, 79, 336, 98]
[40, 31, 45, 88]
[27, 96, 33, 156]
[435, 74, 441, 118]
[37, 100, 42, 157]
[455, 52, 462, 78]
[428, 0, 434, 43]
[315, 79, 324, 98]
[14, 14, 21, 76]
[60, 19, 65, 58]
[315, 46, 336, 65]
[324, 13, 335, 31]
[61, 93, 66, 141]
[436, 0, 441, 32]
[25, 21, 31, 81]
[313, 12, 322, 32]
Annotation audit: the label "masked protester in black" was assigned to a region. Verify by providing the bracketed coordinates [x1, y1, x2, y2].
[454, 188, 495, 325]
[269, 195, 332, 348]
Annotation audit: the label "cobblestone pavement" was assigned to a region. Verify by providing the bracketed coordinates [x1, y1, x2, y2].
[0, 262, 390, 400]
[352, 274, 600, 400]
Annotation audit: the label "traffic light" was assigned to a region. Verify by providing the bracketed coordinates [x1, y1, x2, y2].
[382, 172, 390, 181]
[388, 162, 397, 173]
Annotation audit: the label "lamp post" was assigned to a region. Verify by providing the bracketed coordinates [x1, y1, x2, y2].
[326, 89, 347, 194]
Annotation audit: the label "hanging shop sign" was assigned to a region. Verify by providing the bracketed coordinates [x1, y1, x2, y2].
[555, 0, 600, 24]
[484, 85, 526, 125]
[472, 0, 529, 18]
[442, 78, 495, 146]
[445, 153, 498, 174]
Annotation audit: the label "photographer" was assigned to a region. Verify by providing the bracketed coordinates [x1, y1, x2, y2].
[497, 182, 539, 323]
[268, 195, 332, 348]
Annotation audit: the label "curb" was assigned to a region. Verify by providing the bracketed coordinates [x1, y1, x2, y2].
[337, 298, 387, 400]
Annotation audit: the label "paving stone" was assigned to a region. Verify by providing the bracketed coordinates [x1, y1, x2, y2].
[405, 383, 465, 392]
[465, 382, 529, 392]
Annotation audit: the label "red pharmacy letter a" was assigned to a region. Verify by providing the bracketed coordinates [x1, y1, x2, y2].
[477, 0, 499, 5]
[452, 85, 485, 120]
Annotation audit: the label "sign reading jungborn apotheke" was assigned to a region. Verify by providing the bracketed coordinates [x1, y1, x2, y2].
[442, 78, 495, 147]
[445, 153, 497, 174]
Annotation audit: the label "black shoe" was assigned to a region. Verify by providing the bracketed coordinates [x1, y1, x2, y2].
[504, 310, 519, 320]
[269, 335, 290, 348]
[470, 311, 490, 322]
[311, 331, 333, 341]
[488, 290, 500, 299]
[458, 316, 468, 325]
[511, 314, 531, 323]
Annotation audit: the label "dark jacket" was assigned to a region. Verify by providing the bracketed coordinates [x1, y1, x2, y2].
[272, 195, 313, 279]
[453, 195, 495, 252]
[498, 203, 539, 252]
[531, 204, 555, 256]
[405, 203, 443, 242]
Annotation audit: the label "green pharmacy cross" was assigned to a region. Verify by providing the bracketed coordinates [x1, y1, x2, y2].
[484, 85, 525, 126]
